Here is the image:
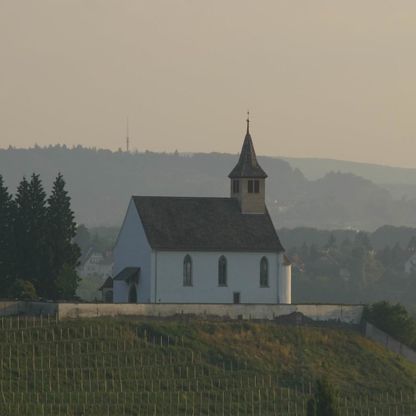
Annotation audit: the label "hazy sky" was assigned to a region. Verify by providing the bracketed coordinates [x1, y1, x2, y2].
[1, 1, 416, 167]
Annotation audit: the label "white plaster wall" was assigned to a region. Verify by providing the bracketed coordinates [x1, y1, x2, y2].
[113, 198, 152, 303]
[278, 258, 292, 304]
[154, 251, 280, 304]
[113, 280, 129, 303]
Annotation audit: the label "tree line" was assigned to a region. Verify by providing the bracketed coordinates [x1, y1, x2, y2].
[289, 231, 416, 310]
[0, 173, 80, 300]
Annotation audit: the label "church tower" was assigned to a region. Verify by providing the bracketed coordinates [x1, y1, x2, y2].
[229, 116, 267, 214]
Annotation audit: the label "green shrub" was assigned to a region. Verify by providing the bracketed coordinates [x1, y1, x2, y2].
[11, 279, 38, 300]
[365, 301, 416, 349]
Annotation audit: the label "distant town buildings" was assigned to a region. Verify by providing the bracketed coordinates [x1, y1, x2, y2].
[405, 253, 416, 275]
[78, 248, 113, 278]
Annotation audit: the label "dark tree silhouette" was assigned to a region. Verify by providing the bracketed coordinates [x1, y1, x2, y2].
[0, 175, 15, 296]
[15, 174, 49, 296]
[47, 173, 80, 299]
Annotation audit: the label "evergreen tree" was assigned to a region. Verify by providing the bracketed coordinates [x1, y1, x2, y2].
[354, 231, 372, 250]
[14, 176, 31, 284]
[46, 173, 80, 299]
[14, 174, 48, 296]
[55, 264, 79, 299]
[325, 233, 337, 249]
[0, 175, 15, 296]
[73, 224, 91, 255]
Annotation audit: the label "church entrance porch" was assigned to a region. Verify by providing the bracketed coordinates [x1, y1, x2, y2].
[112, 267, 140, 303]
[128, 284, 137, 303]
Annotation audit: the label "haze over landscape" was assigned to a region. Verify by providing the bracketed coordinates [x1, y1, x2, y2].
[2, 3, 416, 414]
[1, 1, 416, 167]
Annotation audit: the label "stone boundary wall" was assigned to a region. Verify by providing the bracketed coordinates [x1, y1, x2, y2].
[0, 302, 364, 324]
[57, 303, 364, 323]
[365, 321, 416, 364]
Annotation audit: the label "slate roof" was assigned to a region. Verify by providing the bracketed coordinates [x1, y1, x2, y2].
[228, 130, 267, 179]
[99, 276, 113, 290]
[113, 267, 140, 281]
[132, 196, 284, 252]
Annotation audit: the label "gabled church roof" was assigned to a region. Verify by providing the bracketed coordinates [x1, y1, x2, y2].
[228, 119, 267, 179]
[113, 267, 140, 282]
[132, 196, 284, 252]
[99, 276, 113, 290]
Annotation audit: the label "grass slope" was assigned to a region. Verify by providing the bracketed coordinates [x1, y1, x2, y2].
[0, 316, 415, 415]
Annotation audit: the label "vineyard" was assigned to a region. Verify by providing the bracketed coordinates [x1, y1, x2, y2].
[0, 316, 415, 415]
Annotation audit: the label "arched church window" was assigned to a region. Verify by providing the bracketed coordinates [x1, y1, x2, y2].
[183, 255, 193, 286]
[218, 256, 227, 286]
[260, 257, 269, 287]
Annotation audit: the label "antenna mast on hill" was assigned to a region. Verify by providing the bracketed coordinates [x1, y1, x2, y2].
[126, 117, 130, 153]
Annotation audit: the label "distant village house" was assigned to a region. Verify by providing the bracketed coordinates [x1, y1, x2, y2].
[78, 248, 113, 278]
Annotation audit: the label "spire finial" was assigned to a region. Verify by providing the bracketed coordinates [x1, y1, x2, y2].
[126, 117, 130, 153]
[246, 111, 250, 134]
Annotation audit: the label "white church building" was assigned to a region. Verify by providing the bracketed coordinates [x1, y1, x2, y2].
[112, 120, 292, 304]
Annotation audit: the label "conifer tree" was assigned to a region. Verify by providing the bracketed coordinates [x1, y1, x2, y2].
[0, 175, 15, 296]
[14, 176, 31, 284]
[47, 173, 80, 299]
[14, 174, 48, 296]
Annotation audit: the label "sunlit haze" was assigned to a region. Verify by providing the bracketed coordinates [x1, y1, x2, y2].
[1, 1, 416, 167]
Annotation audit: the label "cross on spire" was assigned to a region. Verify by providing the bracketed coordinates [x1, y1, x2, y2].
[246, 111, 250, 134]
[126, 117, 130, 153]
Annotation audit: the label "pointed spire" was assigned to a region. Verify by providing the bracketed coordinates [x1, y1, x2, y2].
[228, 115, 267, 179]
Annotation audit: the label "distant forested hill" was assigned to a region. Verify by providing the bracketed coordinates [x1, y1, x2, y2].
[283, 156, 416, 184]
[284, 156, 416, 202]
[1, 145, 416, 230]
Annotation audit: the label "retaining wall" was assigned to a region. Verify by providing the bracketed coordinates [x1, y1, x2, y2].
[0, 301, 364, 324]
[57, 303, 364, 323]
[365, 322, 416, 364]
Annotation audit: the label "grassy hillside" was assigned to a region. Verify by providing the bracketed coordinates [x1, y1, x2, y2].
[1, 316, 416, 415]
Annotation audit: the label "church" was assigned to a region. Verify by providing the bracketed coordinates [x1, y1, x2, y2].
[111, 119, 292, 304]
